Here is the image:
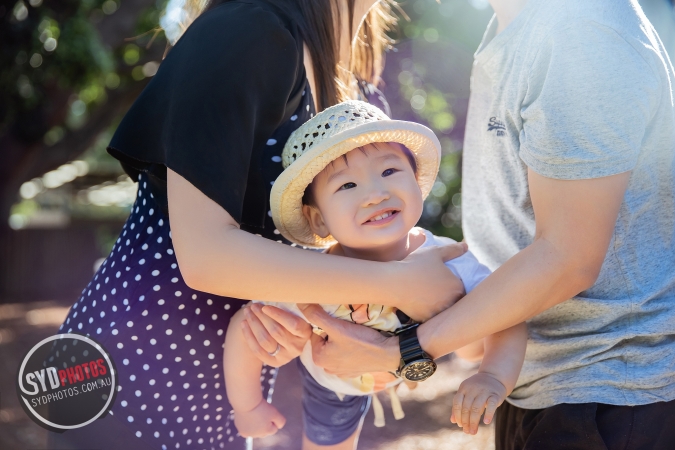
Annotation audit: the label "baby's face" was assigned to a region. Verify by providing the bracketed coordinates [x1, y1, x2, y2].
[303, 143, 423, 250]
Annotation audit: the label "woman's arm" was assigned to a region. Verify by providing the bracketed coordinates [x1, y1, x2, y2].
[298, 169, 631, 374]
[168, 169, 467, 321]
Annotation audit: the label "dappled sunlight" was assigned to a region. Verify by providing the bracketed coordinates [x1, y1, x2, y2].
[0, 300, 70, 331]
[25, 306, 71, 326]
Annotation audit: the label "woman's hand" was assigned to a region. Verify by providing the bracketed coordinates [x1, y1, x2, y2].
[297, 304, 400, 377]
[394, 243, 468, 322]
[241, 304, 312, 367]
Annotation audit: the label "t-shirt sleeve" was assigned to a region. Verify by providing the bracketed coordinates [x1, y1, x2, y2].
[107, 2, 301, 225]
[519, 20, 661, 179]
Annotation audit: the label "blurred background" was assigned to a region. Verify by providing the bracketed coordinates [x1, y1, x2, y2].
[0, 0, 496, 302]
[0, 0, 672, 448]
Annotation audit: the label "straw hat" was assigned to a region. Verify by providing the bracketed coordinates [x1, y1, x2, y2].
[270, 100, 441, 248]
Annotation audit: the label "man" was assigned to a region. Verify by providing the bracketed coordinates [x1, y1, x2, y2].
[458, 0, 675, 448]
[246, 0, 675, 448]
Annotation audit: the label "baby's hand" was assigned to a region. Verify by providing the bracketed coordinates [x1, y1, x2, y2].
[234, 399, 286, 438]
[450, 372, 506, 435]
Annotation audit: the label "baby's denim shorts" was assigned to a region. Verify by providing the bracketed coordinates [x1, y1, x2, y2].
[297, 359, 371, 445]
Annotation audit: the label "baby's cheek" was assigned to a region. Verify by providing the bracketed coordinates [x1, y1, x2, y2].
[404, 190, 424, 226]
[326, 216, 363, 246]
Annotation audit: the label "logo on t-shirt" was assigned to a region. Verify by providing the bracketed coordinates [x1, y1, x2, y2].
[487, 117, 506, 136]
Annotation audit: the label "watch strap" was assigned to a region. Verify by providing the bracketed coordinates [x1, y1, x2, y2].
[398, 325, 429, 365]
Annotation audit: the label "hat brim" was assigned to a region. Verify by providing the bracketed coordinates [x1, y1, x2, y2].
[270, 120, 441, 248]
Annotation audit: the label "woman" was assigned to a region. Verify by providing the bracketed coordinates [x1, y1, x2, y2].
[278, 0, 675, 448]
[50, 0, 467, 449]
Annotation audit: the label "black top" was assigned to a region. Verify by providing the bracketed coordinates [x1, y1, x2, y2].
[108, 0, 311, 230]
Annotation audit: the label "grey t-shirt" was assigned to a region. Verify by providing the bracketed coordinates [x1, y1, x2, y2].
[462, 0, 675, 408]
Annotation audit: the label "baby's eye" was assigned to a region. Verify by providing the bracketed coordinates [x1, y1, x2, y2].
[382, 168, 398, 177]
[338, 182, 357, 191]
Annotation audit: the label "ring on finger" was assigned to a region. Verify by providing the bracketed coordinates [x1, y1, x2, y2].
[268, 343, 281, 357]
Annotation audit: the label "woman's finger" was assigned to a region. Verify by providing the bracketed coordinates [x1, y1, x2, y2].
[261, 305, 312, 339]
[243, 308, 279, 353]
[249, 304, 297, 347]
[438, 242, 468, 263]
[241, 320, 278, 366]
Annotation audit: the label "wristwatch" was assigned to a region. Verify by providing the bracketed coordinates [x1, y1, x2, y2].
[395, 324, 437, 382]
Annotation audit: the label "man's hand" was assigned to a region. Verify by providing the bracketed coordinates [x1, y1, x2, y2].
[241, 304, 312, 367]
[233, 399, 286, 438]
[297, 304, 400, 377]
[451, 372, 507, 435]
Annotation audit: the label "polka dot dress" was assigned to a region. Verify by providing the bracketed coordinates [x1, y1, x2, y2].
[58, 85, 315, 449]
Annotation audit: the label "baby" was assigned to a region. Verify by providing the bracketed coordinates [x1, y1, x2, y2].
[224, 101, 527, 448]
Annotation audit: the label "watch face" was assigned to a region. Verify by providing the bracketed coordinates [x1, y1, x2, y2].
[402, 359, 437, 382]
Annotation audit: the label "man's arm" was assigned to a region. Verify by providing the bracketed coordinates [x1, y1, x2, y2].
[417, 169, 630, 359]
[298, 169, 630, 375]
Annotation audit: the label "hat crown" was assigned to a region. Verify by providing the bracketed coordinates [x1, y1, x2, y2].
[282, 100, 389, 169]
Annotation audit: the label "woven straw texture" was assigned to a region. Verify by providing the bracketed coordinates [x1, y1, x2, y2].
[270, 100, 441, 248]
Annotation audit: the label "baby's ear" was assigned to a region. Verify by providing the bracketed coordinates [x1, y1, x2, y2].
[302, 204, 330, 238]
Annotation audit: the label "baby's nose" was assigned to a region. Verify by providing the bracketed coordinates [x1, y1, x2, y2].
[362, 189, 390, 207]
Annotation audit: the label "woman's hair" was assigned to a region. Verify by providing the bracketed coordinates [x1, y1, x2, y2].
[161, 0, 397, 110]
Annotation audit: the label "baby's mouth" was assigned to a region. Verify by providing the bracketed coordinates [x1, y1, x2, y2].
[364, 209, 400, 224]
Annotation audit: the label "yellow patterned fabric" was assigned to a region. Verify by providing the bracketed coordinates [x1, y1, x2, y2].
[261, 300, 403, 395]
[320, 303, 400, 333]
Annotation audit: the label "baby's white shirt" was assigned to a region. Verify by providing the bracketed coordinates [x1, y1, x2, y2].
[260, 228, 492, 396]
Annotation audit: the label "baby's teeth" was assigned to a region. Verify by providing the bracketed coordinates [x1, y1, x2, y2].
[368, 212, 395, 223]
